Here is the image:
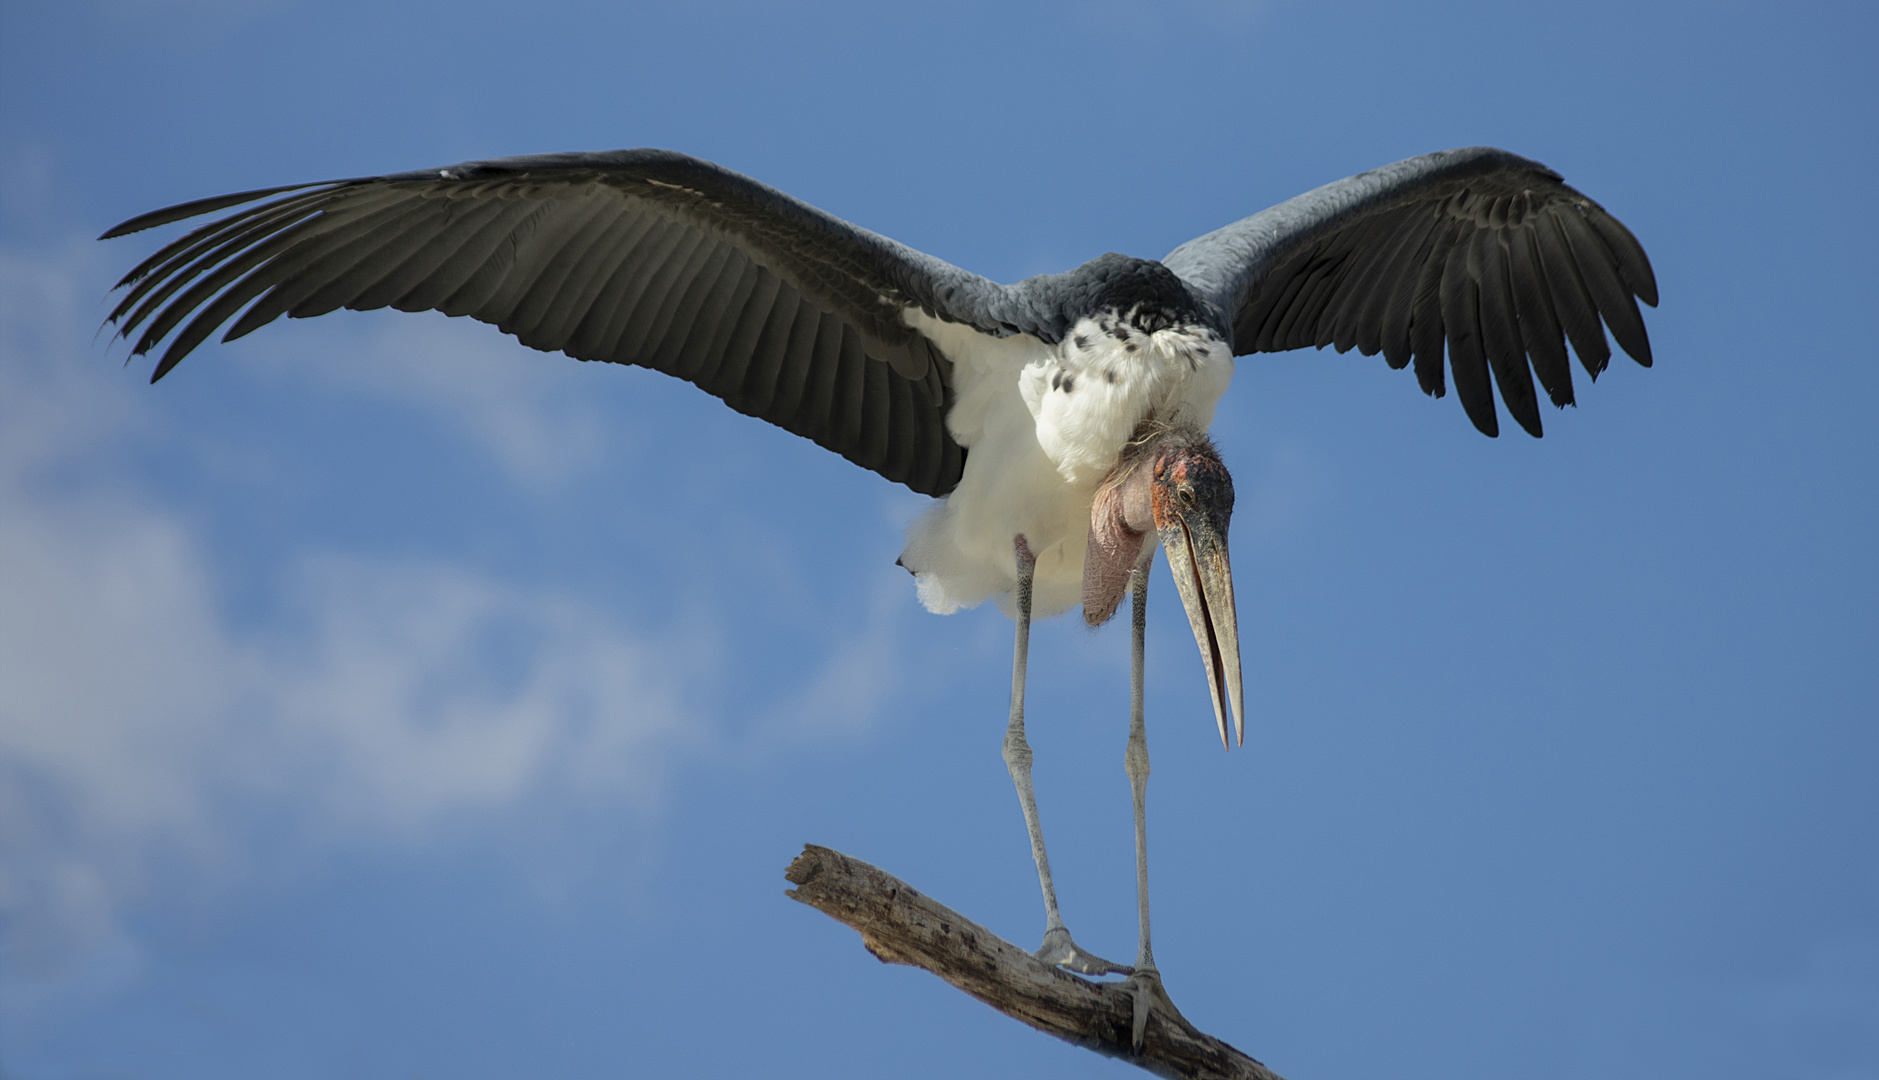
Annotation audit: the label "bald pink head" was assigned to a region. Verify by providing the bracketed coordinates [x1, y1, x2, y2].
[1082, 423, 1245, 747]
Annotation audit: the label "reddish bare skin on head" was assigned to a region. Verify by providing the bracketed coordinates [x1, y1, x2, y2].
[1082, 423, 1245, 747]
[1082, 428, 1235, 627]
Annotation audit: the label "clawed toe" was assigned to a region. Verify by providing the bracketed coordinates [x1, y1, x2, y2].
[1035, 926, 1131, 976]
[1125, 968, 1166, 1051]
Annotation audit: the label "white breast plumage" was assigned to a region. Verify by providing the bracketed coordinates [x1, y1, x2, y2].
[1028, 315, 1234, 485]
[897, 308, 1234, 619]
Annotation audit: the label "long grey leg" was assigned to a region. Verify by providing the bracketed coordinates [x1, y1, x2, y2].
[1003, 535, 1127, 978]
[1126, 560, 1156, 976]
[1125, 556, 1174, 1050]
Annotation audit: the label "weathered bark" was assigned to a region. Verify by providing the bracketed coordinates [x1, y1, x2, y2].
[785, 845, 1287, 1080]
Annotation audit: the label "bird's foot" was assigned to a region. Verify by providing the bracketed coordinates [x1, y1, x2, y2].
[1036, 926, 1131, 977]
[1125, 967, 1174, 1052]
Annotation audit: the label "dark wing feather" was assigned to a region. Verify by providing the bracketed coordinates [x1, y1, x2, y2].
[98, 149, 1041, 496]
[1163, 147, 1657, 437]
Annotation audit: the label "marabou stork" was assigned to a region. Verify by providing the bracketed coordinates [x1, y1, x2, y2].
[101, 146, 1656, 1042]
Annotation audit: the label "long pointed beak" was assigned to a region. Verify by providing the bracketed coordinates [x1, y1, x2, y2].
[1159, 510, 1244, 749]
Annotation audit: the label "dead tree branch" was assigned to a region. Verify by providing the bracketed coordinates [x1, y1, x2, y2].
[784, 844, 1286, 1080]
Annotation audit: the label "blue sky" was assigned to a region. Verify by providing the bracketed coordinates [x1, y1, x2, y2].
[1, 0, 1874, 1077]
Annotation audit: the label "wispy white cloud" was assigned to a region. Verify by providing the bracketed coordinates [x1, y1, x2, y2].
[0, 237, 912, 1028]
[746, 565, 912, 748]
[0, 244, 708, 1009]
[260, 312, 611, 487]
[0, 232, 920, 1036]
[265, 554, 706, 836]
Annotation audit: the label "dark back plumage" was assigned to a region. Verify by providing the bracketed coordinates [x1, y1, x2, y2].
[1005, 253, 1226, 340]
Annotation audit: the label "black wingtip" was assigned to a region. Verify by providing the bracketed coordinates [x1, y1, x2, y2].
[1625, 323, 1654, 368]
[1462, 394, 1500, 437]
[149, 347, 185, 383]
[99, 182, 330, 240]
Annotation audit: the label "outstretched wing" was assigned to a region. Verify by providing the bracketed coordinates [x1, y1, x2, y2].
[102, 149, 1041, 496]
[1163, 147, 1658, 437]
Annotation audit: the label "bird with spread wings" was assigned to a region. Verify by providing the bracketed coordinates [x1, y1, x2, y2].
[103, 144, 1655, 1046]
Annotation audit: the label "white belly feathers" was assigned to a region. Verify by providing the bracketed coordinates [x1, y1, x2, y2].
[898, 309, 1233, 619]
